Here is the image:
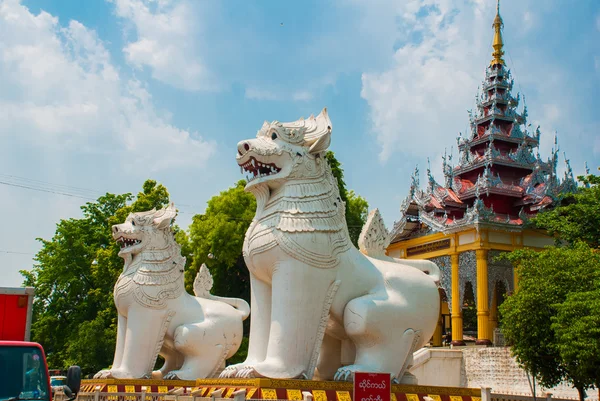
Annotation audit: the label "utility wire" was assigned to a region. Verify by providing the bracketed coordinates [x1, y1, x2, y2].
[0, 173, 205, 209]
[0, 250, 35, 256]
[0, 174, 102, 197]
[0, 180, 97, 201]
[0, 177, 201, 214]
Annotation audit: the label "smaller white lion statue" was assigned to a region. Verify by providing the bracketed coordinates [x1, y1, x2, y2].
[94, 203, 250, 380]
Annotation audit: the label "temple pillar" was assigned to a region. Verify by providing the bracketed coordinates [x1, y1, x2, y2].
[450, 253, 465, 346]
[488, 284, 498, 341]
[476, 249, 492, 345]
[513, 265, 520, 292]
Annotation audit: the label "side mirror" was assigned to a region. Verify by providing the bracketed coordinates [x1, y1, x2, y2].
[66, 366, 81, 394]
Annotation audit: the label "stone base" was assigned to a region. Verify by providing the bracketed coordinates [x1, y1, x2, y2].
[191, 378, 482, 400]
[80, 378, 482, 400]
[475, 339, 492, 346]
[79, 378, 196, 394]
[450, 340, 466, 347]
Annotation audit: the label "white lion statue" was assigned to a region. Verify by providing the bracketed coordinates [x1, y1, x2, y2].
[94, 203, 249, 380]
[221, 108, 440, 383]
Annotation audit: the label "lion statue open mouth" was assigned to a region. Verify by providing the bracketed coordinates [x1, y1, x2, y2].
[221, 108, 441, 383]
[95, 203, 250, 380]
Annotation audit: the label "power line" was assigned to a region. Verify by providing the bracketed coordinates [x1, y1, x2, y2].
[0, 250, 35, 256]
[0, 180, 96, 200]
[0, 174, 102, 197]
[1, 174, 367, 224]
[0, 177, 202, 214]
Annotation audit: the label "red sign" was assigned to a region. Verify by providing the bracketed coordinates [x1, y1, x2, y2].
[353, 372, 391, 401]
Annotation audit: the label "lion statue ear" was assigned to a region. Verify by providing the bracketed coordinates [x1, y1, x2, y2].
[153, 202, 177, 229]
[306, 108, 332, 154]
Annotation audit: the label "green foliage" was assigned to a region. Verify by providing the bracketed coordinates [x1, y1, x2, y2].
[325, 151, 369, 246]
[21, 180, 170, 375]
[532, 171, 600, 248]
[552, 288, 600, 395]
[185, 180, 255, 299]
[500, 243, 600, 396]
[346, 190, 369, 246]
[22, 150, 371, 374]
[500, 172, 600, 399]
[500, 171, 600, 399]
[325, 151, 348, 203]
[185, 180, 255, 362]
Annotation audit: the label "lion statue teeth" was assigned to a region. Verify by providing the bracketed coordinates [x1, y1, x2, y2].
[94, 203, 250, 380]
[221, 108, 440, 383]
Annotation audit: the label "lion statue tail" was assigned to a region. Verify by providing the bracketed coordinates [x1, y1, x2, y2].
[193, 264, 251, 320]
[358, 209, 440, 285]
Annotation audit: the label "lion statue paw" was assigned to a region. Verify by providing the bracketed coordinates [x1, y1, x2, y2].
[163, 371, 181, 380]
[93, 370, 111, 379]
[235, 366, 260, 378]
[333, 365, 378, 382]
[219, 364, 247, 378]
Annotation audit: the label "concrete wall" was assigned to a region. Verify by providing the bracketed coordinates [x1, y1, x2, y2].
[409, 348, 466, 387]
[409, 347, 598, 400]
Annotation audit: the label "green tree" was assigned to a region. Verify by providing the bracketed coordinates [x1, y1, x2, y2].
[326, 151, 369, 245]
[21, 180, 171, 375]
[185, 180, 255, 364]
[186, 180, 255, 300]
[500, 171, 600, 401]
[533, 171, 600, 248]
[552, 288, 600, 399]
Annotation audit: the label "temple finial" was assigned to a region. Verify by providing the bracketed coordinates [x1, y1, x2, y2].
[490, 0, 505, 66]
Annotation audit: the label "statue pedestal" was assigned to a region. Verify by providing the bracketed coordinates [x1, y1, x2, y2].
[80, 378, 197, 393]
[80, 378, 482, 401]
[191, 379, 481, 401]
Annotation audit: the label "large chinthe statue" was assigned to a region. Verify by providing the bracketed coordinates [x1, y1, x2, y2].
[221, 108, 440, 383]
[95, 204, 250, 380]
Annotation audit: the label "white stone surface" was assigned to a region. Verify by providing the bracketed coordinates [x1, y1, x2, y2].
[462, 347, 598, 400]
[94, 204, 250, 380]
[410, 347, 598, 400]
[409, 348, 465, 387]
[221, 109, 440, 382]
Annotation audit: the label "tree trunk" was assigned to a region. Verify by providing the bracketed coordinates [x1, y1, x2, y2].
[576, 386, 585, 401]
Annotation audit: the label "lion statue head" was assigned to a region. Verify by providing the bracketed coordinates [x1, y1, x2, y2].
[236, 108, 332, 194]
[112, 203, 180, 269]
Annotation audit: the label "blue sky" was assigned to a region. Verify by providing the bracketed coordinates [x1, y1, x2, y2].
[1, 0, 599, 286]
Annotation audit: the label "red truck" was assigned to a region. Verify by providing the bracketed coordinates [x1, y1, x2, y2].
[0, 287, 80, 401]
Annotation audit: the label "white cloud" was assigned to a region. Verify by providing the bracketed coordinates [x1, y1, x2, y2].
[361, 0, 492, 162]
[360, 0, 597, 170]
[244, 87, 313, 102]
[245, 87, 279, 101]
[522, 11, 535, 31]
[0, 0, 216, 171]
[292, 91, 313, 101]
[112, 0, 215, 91]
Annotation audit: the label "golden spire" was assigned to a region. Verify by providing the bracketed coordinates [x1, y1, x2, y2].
[490, 0, 505, 66]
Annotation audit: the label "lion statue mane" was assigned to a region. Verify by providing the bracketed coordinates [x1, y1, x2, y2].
[221, 108, 440, 383]
[94, 203, 249, 380]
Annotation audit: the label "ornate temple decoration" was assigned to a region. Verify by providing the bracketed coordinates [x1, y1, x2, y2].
[390, 3, 577, 243]
[487, 250, 514, 308]
[385, 0, 580, 348]
[458, 251, 477, 309]
[430, 255, 452, 312]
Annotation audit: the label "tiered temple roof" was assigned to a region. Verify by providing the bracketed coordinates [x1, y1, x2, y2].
[391, 3, 577, 243]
